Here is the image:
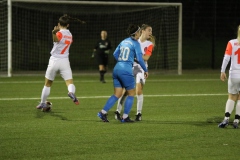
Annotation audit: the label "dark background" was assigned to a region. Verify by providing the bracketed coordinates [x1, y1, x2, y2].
[1, 0, 240, 74]
[112, 0, 240, 70]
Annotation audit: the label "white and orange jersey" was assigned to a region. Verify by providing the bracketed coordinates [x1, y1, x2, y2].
[221, 39, 240, 78]
[133, 39, 153, 68]
[50, 29, 73, 59]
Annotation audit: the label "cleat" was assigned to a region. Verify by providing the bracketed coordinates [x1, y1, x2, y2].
[101, 80, 106, 83]
[121, 116, 134, 123]
[218, 119, 229, 128]
[36, 102, 51, 112]
[114, 111, 121, 120]
[68, 92, 79, 105]
[135, 113, 142, 121]
[97, 112, 109, 122]
[36, 103, 46, 109]
[233, 122, 239, 129]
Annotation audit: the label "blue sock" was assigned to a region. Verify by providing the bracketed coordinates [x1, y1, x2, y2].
[103, 95, 118, 112]
[123, 96, 134, 114]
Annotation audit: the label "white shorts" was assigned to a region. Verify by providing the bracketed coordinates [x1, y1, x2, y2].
[228, 78, 240, 94]
[45, 58, 72, 81]
[133, 65, 146, 84]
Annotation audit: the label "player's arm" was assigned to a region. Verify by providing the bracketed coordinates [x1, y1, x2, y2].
[142, 44, 153, 61]
[113, 45, 120, 61]
[220, 41, 232, 81]
[143, 55, 151, 61]
[135, 46, 148, 73]
[52, 26, 60, 42]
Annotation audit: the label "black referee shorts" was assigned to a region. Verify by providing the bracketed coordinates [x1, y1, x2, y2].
[96, 53, 108, 66]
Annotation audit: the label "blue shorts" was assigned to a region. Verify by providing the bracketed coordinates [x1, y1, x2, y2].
[112, 68, 135, 90]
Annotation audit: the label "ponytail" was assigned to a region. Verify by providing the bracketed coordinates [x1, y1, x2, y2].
[59, 14, 86, 27]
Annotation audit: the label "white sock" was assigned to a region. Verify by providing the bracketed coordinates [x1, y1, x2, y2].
[137, 94, 143, 114]
[68, 84, 76, 93]
[224, 99, 235, 120]
[122, 113, 128, 119]
[235, 100, 240, 116]
[41, 86, 50, 103]
[101, 110, 107, 114]
[116, 94, 127, 113]
[116, 99, 123, 113]
[233, 119, 239, 123]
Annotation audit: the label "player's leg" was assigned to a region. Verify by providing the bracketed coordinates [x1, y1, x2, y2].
[65, 79, 79, 105]
[232, 81, 240, 128]
[116, 89, 127, 113]
[98, 54, 106, 83]
[135, 82, 144, 121]
[218, 78, 239, 128]
[98, 87, 123, 122]
[36, 78, 53, 110]
[135, 69, 145, 121]
[60, 58, 79, 105]
[99, 65, 106, 83]
[120, 73, 135, 122]
[97, 70, 123, 122]
[121, 89, 135, 122]
[101, 54, 108, 83]
[97, 53, 104, 82]
[36, 59, 56, 110]
[233, 94, 240, 128]
[115, 89, 127, 120]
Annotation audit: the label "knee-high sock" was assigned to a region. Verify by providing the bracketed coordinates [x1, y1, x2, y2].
[235, 100, 240, 118]
[99, 70, 105, 80]
[102, 95, 118, 112]
[116, 94, 127, 113]
[224, 99, 235, 120]
[123, 96, 134, 115]
[137, 94, 143, 114]
[41, 86, 50, 103]
[68, 84, 76, 94]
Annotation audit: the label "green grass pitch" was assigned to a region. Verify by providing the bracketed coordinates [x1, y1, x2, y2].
[0, 71, 238, 160]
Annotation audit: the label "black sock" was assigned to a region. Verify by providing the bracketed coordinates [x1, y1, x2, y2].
[99, 70, 104, 81]
[235, 114, 240, 120]
[225, 112, 231, 117]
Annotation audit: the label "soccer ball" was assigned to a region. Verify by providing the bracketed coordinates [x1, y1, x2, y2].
[46, 101, 52, 108]
[42, 101, 52, 112]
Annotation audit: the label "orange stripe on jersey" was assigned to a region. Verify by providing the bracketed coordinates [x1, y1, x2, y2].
[225, 41, 232, 55]
[145, 44, 153, 56]
[56, 32, 63, 41]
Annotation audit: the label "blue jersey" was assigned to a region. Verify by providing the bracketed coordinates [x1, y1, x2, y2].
[112, 37, 147, 90]
[113, 37, 148, 72]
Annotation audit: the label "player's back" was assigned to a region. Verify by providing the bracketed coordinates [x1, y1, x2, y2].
[50, 29, 73, 58]
[114, 37, 141, 70]
[227, 39, 240, 70]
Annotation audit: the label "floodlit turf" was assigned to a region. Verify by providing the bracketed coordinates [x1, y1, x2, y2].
[0, 71, 238, 160]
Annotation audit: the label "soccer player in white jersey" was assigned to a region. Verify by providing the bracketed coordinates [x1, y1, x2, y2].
[36, 14, 85, 111]
[115, 24, 155, 121]
[218, 25, 240, 128]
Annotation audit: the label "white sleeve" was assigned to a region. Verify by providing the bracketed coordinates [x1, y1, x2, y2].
[221, 55, 230, 73]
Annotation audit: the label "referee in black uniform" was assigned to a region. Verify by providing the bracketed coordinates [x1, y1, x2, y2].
[93, 30, 112, 83]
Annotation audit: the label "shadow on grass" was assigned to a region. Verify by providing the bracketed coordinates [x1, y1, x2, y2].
[35, 110, 68, 121]
[133, 116, 224, 127]
[206, 116, 223, 124]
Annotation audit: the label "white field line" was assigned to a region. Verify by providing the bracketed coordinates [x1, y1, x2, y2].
[0, 79, 220, 84]
[0, 93, 227, 101]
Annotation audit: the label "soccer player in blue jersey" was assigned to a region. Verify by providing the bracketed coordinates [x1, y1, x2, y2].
[97, 24, 149, 122]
